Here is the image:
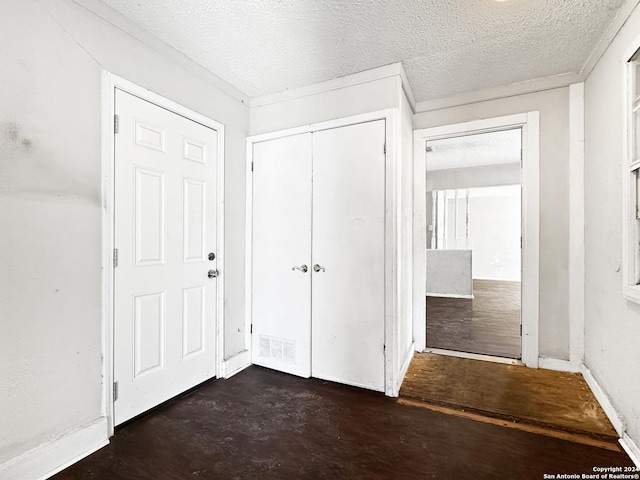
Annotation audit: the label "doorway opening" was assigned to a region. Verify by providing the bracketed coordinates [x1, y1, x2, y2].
[425, 129, 522, 359]
[412, 112, 539, 368]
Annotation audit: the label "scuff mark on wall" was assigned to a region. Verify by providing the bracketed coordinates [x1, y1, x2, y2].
[1, 122, 33, 155]
[4, 123, 20, 143]
[0, 118, 100, 204]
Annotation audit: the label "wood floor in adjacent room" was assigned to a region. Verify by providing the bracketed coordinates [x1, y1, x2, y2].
[427, 278, 521, 358]
[400, 353, 620, 449]
[55, 366, 632, 480]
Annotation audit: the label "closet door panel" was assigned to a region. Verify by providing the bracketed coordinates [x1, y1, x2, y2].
[251, 133, 312, 377]
[311, 120, 386, 391]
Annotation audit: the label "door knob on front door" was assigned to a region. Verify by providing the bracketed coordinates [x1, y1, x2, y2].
[207, 269, 219, 279]
[292, 264, 308, 273]
[313, 264, 326, 272]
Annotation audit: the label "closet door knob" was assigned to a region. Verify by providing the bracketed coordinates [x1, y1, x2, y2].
[313, 264, 326, 273]
[292, 264, 308, 273]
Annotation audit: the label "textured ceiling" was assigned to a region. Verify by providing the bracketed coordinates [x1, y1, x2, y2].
[426, 129, 521, 171]
[99, 0, 627, 102]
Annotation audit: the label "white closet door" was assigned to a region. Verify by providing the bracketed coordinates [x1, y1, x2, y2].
[114, 89, 218, 425]
[311, 120, 386, 391]
[251, 133, 312, 377]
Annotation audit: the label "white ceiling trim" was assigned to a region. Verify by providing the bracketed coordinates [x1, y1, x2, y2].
[74, 0, 250, 105]
[415, 0, 640, 114]
[398, 65, 417, 113]
[250, 62, 416, 112]
[415, 71, 583, 113]
[580, 0, 640, 78]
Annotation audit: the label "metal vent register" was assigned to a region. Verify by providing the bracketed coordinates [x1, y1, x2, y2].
[259, 335, 296, 364]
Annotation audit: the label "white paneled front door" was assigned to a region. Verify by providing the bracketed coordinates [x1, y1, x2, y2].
[114, 89, 218, 425]
[311, 120, 386, 391]
[251, 133, 312, 377]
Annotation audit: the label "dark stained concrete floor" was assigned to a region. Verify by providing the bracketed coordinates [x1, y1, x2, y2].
[54, 366, 633, 480]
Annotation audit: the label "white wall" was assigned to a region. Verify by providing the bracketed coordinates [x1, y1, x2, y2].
[583, 3, 640, 451]
[468, 186, 522, 281]
[0, 0, 249, 470]
[250, 76, 401, 135]
[397, 87, 415, 378]
[427, 163, 521, 192]
[415, 87, 570, 360]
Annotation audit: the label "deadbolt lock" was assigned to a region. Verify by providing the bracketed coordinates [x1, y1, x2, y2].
[208, 252, 215, 261]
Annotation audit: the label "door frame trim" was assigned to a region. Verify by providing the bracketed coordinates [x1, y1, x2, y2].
[101, 72, 226, 435]
[245, 109, 402, 396]
[413, 112, 540, 367]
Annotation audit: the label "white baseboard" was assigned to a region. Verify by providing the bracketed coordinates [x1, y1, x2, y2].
[620, 433, 640, 468]
[222, 350, 251, 379]
[426, 293, 474, 299]
[580, 365, 625, 436]
[538, 357, 580, 373]
[0, 417, 109, 480]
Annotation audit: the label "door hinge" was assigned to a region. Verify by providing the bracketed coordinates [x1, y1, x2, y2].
[251, 162, 254, 172]
[113, 248, 119, 268]
[383, 143, 386, 155]
[114, 114, 119, 134]
[113, 381, 118, 401]
[250, 324, 253, 334]
[383, 344, 386, 354]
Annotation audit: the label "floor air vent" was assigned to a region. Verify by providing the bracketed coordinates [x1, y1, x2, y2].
[259, 335, 296, 364]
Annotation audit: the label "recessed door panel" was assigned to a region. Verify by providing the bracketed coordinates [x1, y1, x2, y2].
[135, 120, 166, 152]
[114, 89, 218, 425]
[135, 167, 166, 266]
[134, 292, 165, 377]
[311, 120, 386, 392]
[183, 138, 207, 164]
[183, 178, 206, 262]
[251, 133, 312, 378]
[182, 286, 205, 358]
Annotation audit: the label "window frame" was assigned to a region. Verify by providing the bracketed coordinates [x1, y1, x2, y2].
[622, 38, 640, 303]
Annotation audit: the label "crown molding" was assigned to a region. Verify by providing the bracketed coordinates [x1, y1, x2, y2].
[415, 72, 583, 113]
[250, 62, 416, 112]
[397, 63, 417, 112]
